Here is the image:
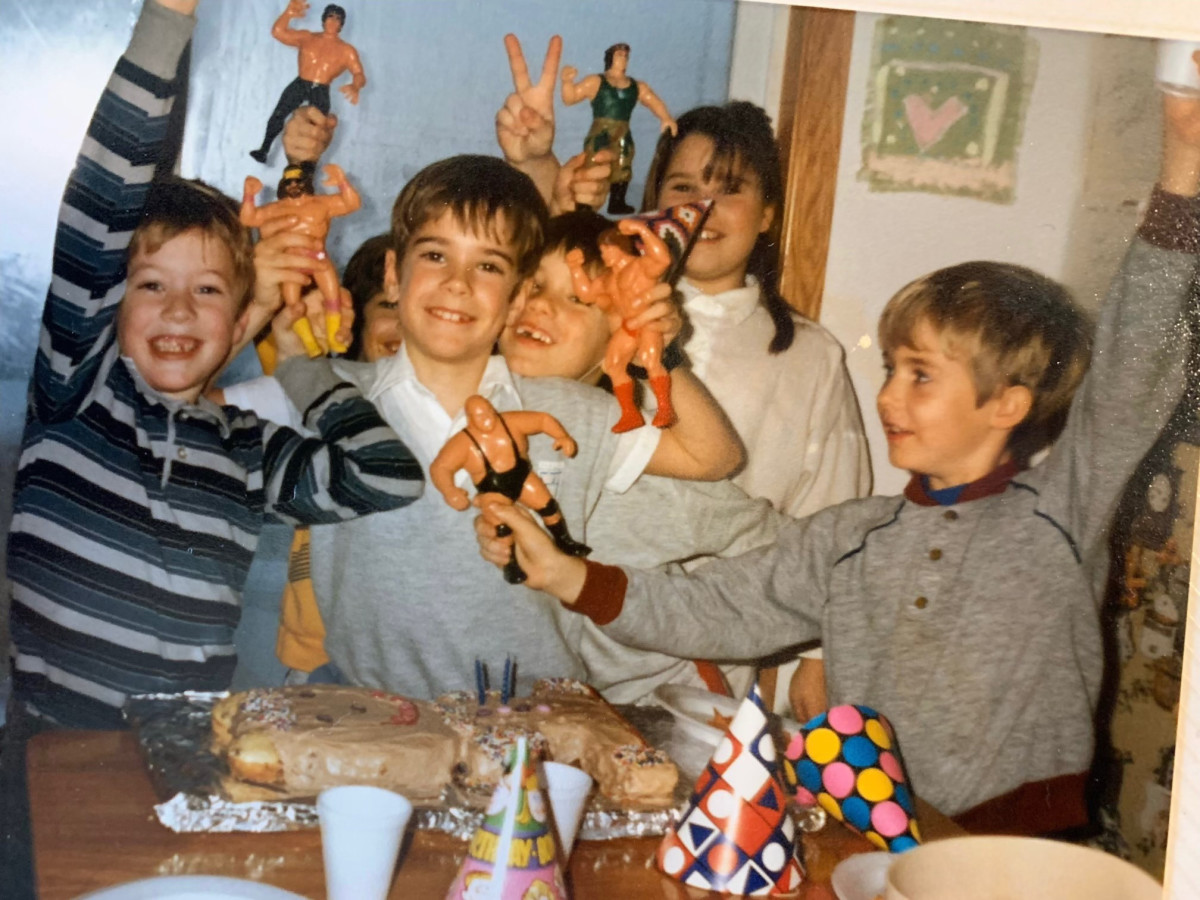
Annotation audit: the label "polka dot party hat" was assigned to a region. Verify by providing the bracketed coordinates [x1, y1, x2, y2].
[656, 683, 805, 895]
[446, 736, 568, 900]
[781, 704, 922, 853]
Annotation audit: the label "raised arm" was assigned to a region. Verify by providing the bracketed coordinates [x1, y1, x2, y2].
[31, 0, 196, 423]
[320, 163, 361, 217]
[239, 176, 266, 228]
[516, 411, 578, 457]
[268, 356, 424, 524]
[560, 69, 601, 106]
[1039, 71, 1200, 559]
[636, 80, 677, 135]
[271, 0, 309, 48]
[339, 46, 366, 104]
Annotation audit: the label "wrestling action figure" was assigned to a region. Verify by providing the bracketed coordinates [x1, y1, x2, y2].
[240, 163, 361, 355]
[431, 396, 591, 584]
[566, 218, 673, 433]
[250, 1, 365, 164]
[561, 43, 676, 214]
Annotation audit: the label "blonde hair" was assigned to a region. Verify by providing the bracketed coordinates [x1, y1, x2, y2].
[130, 178, 255, 312]
[879, 262, 1092, 464]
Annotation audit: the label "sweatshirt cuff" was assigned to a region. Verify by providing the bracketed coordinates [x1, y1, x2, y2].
[570, 561, 628, 626]
[1138, 184, 1200, 254]
[129, 1, 196, 82]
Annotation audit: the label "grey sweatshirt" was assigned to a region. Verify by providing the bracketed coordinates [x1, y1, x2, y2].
[577, 224, 1198, 816]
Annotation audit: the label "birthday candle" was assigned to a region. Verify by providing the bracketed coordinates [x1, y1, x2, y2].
[502, 656, 512, 705]
[474, 658, 485, 706]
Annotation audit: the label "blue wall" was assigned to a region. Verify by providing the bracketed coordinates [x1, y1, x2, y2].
[185, 0, 736, 265]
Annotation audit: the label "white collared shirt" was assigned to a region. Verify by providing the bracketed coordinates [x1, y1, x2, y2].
[367, 346, 659, 495]
[678, 276, 871, 519]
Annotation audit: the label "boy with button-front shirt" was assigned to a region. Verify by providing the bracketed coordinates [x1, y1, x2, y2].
[481, 82, 1200, 832]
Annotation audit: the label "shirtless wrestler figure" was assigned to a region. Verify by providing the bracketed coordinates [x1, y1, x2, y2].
[430, 396, 591, 584]
[250, 1, 365, 163]
[240, 163, 361, 355]
[566, 218, 673, 433]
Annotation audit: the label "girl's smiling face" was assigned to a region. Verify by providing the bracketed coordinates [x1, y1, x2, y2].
[655, 133, 775, 295]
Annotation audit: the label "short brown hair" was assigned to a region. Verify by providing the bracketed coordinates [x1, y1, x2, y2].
[389, 155, 547, 282]
[879, 261, 1092, 465]
[130, 177, 255, 312]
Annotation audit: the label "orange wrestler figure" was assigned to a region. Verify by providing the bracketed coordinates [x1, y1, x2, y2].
[430, 396, 591, 584]
[240, 163, 361, 355]
[250, 1, 365, 163]
[566, 219, 673, 432]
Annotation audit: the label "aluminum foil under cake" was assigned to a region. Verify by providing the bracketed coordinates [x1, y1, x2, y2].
[125, 691, 687, 838]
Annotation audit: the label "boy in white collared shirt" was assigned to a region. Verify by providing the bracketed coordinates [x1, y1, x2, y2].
[275, 154, 742, 699]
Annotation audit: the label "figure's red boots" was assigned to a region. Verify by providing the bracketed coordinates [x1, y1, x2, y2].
[611, 381, 645, 433]
[650, 375, 675, 428]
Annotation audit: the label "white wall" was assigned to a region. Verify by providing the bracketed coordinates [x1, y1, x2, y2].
[819, 15, 1097, 494]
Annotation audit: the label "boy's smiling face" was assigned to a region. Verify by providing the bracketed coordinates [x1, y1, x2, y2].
[118, 229, 246, 404]
[500, 249, 611, 382]
[387, 210, 523, 371]
[877, 319, 1027, 490]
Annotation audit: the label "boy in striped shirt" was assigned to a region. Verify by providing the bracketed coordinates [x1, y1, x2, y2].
[4, 0, 423, 734]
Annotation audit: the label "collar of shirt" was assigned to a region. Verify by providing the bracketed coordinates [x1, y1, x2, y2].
[368, 345, 522, 468]
[678, 276, 761, 380]
[119, 355, 233, 438]
[678, 276, 761, 327]
[904, 459, 1022, 507]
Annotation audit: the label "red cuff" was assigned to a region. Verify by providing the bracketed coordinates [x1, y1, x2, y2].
[1138, 184, 1200, 254]
[570, 561, 628, 626]
[951, 771, 1089, 836]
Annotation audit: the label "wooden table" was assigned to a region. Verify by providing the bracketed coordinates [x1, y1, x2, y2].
[28, 730, 961, 899]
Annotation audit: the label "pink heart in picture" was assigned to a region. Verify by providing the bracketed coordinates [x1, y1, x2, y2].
[902, 94, 969, 152]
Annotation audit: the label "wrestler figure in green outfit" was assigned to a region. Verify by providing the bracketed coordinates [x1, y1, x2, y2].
[562, 43, 677, 215]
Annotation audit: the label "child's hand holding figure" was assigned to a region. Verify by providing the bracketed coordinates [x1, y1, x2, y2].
[282, 107, 338, 164]
[552, 148, 614, 214]
[473, 499, 587, 602]
[623, 282, 681, 345]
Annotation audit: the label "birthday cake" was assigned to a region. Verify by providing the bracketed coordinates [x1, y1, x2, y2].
[435, 677, 678, 807]
[212, 679, 677, 808]
[212, 685, 458, 803]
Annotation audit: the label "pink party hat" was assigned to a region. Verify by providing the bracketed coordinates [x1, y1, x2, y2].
[656, 683, 805, 896]
[446, 736, 568, 900]
[781, 704, 922, 853]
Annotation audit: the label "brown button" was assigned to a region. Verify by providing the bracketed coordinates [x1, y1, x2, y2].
[914, 596, 928, 609]
[943, 510, 958, 521]
[929, 548, 942, 561]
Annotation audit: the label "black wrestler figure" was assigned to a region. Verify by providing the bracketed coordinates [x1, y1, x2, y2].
[250, 1, 366, 164]
[430, 396, 590, 584]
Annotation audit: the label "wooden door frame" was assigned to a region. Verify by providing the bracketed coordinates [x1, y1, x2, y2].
[774, 5, 856, 322]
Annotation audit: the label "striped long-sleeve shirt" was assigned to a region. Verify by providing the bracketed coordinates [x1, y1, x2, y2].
[7, 2, 423, 729]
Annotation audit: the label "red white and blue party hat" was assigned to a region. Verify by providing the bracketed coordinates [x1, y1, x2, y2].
[656, 683, 805, 896]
